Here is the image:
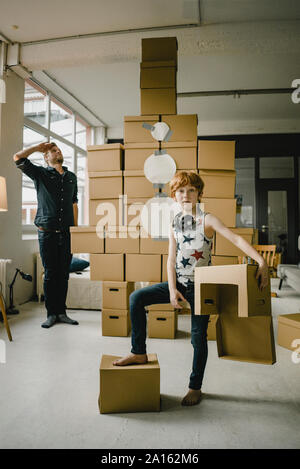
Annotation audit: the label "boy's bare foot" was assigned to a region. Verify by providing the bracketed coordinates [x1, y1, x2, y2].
[181, 388, 202, 406]
[112, 353, 148, 366]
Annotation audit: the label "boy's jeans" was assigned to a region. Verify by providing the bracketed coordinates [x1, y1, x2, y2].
[130, 280, 209, 390]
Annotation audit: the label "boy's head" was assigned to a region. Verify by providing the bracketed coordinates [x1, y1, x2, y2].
[170, 171, 204, 207]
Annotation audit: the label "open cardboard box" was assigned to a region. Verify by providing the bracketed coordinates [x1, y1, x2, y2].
[194, 264, 271, 318]
[215, 285, 276, 365]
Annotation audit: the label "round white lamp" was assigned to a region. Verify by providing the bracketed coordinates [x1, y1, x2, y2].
[144, 151, 176, 185]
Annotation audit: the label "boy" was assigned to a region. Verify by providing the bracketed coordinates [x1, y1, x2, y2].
[113, 171, 269, 406]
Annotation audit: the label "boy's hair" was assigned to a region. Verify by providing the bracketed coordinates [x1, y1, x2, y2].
[170, 171, 205, 200]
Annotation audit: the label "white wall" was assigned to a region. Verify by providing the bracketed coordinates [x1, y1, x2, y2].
[0, 72, 38, 305]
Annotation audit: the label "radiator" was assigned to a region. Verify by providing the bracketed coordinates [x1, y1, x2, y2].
[0, 259, 12, 302]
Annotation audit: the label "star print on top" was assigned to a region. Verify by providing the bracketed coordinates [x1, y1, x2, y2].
[172, 207, 213, 287]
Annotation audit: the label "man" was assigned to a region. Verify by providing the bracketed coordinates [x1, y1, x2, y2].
[14, 142, 79, 328]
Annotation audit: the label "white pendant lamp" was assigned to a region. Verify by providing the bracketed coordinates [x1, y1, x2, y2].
[144, 151, 176, 185]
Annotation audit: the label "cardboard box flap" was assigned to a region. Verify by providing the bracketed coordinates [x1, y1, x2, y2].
[278, 313, 300, 329]
[124, 115, 159, 122]
[87, 144, 123, 151]
[199, 170, 236, 177]
[88, 171, 123, 178]
[140, 60, 177, 69]
[123, 170, 145, 177]
[124, 143, 159, 150]
[70, 226, 96, 233]
[100, 353, 159, 370]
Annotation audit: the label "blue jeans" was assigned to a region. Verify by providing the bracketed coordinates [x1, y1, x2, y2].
[38, 230, 72, 318]
[130, 280, 209, 390]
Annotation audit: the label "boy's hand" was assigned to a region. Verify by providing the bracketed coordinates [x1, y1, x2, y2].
[256, 261, 269, 290]
[170, 289, 186, 309]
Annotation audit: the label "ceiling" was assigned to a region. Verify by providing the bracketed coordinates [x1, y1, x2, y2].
[1, 0, 300, 136]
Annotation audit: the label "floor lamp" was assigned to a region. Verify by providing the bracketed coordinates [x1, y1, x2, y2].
[0, 176, 12, 341]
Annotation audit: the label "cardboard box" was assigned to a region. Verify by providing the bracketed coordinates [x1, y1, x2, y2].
[215, 227, 254, 256]
[90, 254, 124, 281]
[89, 198, 123, 227]
[99, 353, 160, 413]
[89, 171, 123, 200]
[87, 144, 123, 172]
[105, 225, 139, 254]
[124, 115, 160, 144]
[277, 313, 300, 351]
[207, 314, 218, 341]
[140, 62, 176, 89]
[142, 37, 178, 63]
[211, 255, 238, 266]
[194, 264, 271, 318]
[123, 197, 149, 226]
[102, 281, 135, 309]
[198, 141, 235, 170]
[198, 170, 236, 199]
[148, 310, 177, 339]
[160, 114, 198, 142]
[201, 198, 237, 227]
[141, 88, 176, 115]
[124, 170, 155, 198]
[70, 226, 104, 254]
[124, 143, 159, 170]
[161, 142, 197, 169]
[102, 308, 131, 337]
[140, 227, 169, 254]
[215, 285, 276, 364]
[126, 254, 161, 282]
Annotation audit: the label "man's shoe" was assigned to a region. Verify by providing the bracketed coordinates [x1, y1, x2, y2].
[41, 315, 57, 329]
[57, 314, 79, 325]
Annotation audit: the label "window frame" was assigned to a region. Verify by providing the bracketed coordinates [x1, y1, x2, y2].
[23, 79, 93, 232]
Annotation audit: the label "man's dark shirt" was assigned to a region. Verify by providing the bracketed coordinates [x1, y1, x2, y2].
[16, 158, 78, 231]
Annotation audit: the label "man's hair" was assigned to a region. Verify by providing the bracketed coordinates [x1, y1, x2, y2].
[43, 142, 57, 159]
[169, 171, 205, 199]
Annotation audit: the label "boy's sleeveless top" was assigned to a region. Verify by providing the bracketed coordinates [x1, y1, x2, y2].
[171, 208, 213, 287]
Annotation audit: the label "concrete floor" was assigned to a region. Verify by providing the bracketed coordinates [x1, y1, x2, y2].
[0, 278, 300, 449]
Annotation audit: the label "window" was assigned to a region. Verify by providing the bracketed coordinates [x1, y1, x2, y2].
[24, 80, 47, 128]
[50, 97, 74, 143]
[22, 79, 92, 230]
[259, 157, 294, 179]
[22, 127, 47, 225]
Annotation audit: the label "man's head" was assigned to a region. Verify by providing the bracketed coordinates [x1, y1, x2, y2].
[43, 142, 63, 166]
[170, 171, 204, 208]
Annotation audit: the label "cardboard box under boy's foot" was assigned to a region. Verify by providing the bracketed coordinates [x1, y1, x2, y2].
[147, 309, 177, 339]
[277, 313, 300, 351]
[215, 285, 276, 365]
[102, 309, 131, 337]
[99, 354, 160, 413]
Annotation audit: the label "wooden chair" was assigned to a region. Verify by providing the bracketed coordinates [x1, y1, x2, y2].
[238, 244, 277, 297]
[0, 292, 12, 341]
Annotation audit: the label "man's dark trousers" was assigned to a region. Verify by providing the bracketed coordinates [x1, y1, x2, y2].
[38, 230, 72, 318]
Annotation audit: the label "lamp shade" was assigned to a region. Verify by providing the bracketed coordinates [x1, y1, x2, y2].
[144, 152, 176, 184]
[0, 176, 7, 211]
